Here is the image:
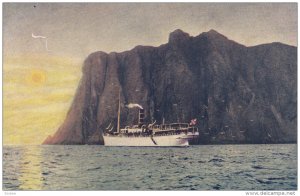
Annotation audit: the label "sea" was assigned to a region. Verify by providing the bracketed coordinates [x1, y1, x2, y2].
[2, 144, 297, 191]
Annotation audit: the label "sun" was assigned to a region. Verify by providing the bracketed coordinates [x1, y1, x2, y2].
[26, 69, 46, 86]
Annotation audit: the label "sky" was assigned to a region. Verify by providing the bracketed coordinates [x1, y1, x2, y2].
[4, 3, 297, 58]
[3, 3, 297, 145]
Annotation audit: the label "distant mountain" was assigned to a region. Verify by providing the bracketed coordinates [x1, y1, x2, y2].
[43, 29, 297, 145]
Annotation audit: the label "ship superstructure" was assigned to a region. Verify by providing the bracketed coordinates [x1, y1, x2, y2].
[103, 92, 199, 146]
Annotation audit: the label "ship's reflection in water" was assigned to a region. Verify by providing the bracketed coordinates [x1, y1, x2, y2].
[18, 146, 43, 190]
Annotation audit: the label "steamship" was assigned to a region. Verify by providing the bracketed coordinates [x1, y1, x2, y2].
[102, 93, 199, 147]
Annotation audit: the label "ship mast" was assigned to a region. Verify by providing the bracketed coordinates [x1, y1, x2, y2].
[117, 89, 121, 133]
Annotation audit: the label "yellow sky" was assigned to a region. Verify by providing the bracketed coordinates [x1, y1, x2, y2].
[3, 55, 81, 145]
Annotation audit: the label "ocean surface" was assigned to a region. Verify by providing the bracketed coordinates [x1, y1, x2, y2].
[3, 144, 297, 191]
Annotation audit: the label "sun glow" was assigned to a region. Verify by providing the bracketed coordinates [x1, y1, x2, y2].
[26, 69, 47, 87]
[4, 55, 81, 145]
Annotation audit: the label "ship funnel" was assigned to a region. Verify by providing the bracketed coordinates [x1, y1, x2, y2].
[138, 108, 145, 126]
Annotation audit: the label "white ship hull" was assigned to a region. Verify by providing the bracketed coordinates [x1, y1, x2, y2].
[103, 133, 198, 147]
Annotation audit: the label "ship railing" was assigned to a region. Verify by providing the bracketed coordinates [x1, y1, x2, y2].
[153, 126, 198, 133]
[170, 123, 189, 129]
[151, 123, 190, 131]
[187, 127, 199, 134]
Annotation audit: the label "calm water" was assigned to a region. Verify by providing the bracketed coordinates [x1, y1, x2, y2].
[3, 144, 297, 190]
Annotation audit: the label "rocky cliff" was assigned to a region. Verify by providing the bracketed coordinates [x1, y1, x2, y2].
[43, 29, 297, 145]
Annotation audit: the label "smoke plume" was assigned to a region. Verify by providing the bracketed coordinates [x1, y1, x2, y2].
[126, 103, 143, 109]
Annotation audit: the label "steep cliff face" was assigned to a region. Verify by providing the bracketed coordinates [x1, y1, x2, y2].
[43, 29, 297, 145]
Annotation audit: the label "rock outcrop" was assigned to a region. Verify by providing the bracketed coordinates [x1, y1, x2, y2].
[43, 29, 297, 145]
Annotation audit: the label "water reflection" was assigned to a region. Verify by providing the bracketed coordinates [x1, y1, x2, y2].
[18, 145, 43, 190]
[3, 144, 297, 190]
